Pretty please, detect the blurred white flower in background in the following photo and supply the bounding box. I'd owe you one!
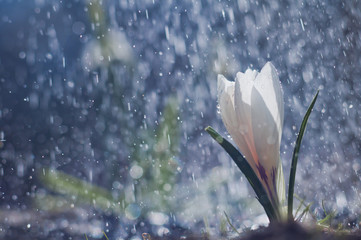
[82,29,133,71]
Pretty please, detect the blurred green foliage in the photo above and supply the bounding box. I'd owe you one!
[36,0,181,219]
[37,96,180,218]
[133,96,180,211]
[38,168,122,214]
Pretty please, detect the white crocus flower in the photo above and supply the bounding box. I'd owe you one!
[217,62,285,212]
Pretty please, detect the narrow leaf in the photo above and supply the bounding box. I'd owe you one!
[294,197,305,218]
[103,231,110,240]
[318,211,335,226]
[224,211,240,235]
[295,202,312,222]
[288,91,319,220]
[39,168,122,213]
[205,126,277,222]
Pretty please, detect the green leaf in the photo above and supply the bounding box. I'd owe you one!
[205,126,278,222]
[224,211,240,235]
[103,231,110,240]
[133,96,180,211]
[295,202,313,222]
[318,200,336,226]
[294,197,306,218]
[39,168,122,213]
[288,91,319,220]
[318,212,336,226]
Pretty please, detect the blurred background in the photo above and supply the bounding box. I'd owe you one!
[0,0,361,239]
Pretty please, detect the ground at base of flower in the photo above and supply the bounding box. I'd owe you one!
[230,221,361,240]
[145,221,361,240]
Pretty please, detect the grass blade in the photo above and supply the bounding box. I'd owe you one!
[103,231,110,240]
[295,202,312,222]
[224,211,240,235]
[318,200,336,226]
[294,197,305,218]
[206,126,277,222]
[288,91,319,220]
[318,212,335,226]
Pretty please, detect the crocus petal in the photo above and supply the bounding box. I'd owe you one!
[276,159,286,207]
[217,75,238,137]
[218,74,256,171]
[250,62,284,204]
[233,70,258,172]
[253,62,284,146]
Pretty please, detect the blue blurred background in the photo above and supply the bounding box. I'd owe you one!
[1,0,361,239]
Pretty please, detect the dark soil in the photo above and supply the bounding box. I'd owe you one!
[230,221,361,240]
[151,221,361,240]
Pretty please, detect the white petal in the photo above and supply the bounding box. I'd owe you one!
[236,69,258,106]
[276,159,286,207]
[217,75,238,138]
[233,71,258,171]
[250,62,284,203]
[254,62,284,145]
